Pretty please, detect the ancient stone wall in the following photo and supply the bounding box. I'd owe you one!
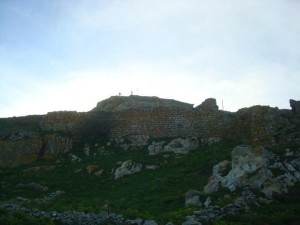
[229,105,295,146]
[1,96,299,167]
[109,105,234,144]
[40,111,88,133]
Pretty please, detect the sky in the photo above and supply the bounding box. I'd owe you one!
[0,0,299,117]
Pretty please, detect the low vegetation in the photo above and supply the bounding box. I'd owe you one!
[1,140,300,225]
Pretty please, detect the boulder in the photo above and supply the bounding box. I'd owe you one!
[148,141,165,155]
[148,138,198,155]
[114,160,142,179]
[204,145,300,199]
[164,137,199,154]
[204,196,211,208]
[143,220,158,225]
[185,190,202,207]
[221,146,274,191]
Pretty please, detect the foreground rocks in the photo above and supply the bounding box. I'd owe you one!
[114,160,142,179]
[148,137,199,155]
[2,202,159,225]
[204,145,300,199]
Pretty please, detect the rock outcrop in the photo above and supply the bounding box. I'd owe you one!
[93,95,194,112]
[42,135,73,158]
[204,146,300,199]
[148,137,199,155]
[114,160,142,179]
[0,139,43,167]
[185,190,202,207]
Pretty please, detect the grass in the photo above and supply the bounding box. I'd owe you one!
[1,139,300,225]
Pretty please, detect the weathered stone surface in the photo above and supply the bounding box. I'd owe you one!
[143,220,158,225]
[0,139,42,167]
[42,135,72,158]
[195,98,218,112]
[185,190,202,207]
[204,197,211,208]
[290,99,300,114]
[148,141,166,155]
[204,146,300,199]
[93,95,194,112]
[164,137,199,154]
[114,160,142,179]
[148,138,199,155]
[221,146,274,191]
[1,96,300,168]
[40,111,87,132]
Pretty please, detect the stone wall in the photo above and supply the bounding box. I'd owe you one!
[230,105,296,146]
[40,111,88,133]
[110,104,234,144]
[1,96,299,167]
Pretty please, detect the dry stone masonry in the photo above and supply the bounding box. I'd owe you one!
[0,96,299,167]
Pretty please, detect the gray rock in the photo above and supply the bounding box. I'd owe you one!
[165,222,175,225]
[203,144,300,201]
[114,160,142,179]
[16,183,49,192]
[143,220,158,225]
[182,215,202,225]
[204,196,211,208]
[185,190,202,207]
[148,141,166,155]
[164,137,199,155]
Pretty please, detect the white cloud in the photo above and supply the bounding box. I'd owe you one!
[1,0,300,117]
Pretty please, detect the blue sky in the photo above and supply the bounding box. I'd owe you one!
[0,0,299,117]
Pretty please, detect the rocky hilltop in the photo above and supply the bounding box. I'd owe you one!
[92,95,194,112]
[0,95,299,167]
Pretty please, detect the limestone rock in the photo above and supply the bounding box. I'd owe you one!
[221,146,274,191]
[148,138,198,155]
[290,99,300,114]
[204,175,222,194]
[0,139,42,167]
[69,153,82,163]
[204,196,212,208]
[93,95,194,112]
[204,145,300,199]
[42,135,72,158]
[164,137,199,154]
[185,190,202,207]
[143,220,158,225]
[148,141,165,155]
[114,160,142,179]
[195,98,218,112]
